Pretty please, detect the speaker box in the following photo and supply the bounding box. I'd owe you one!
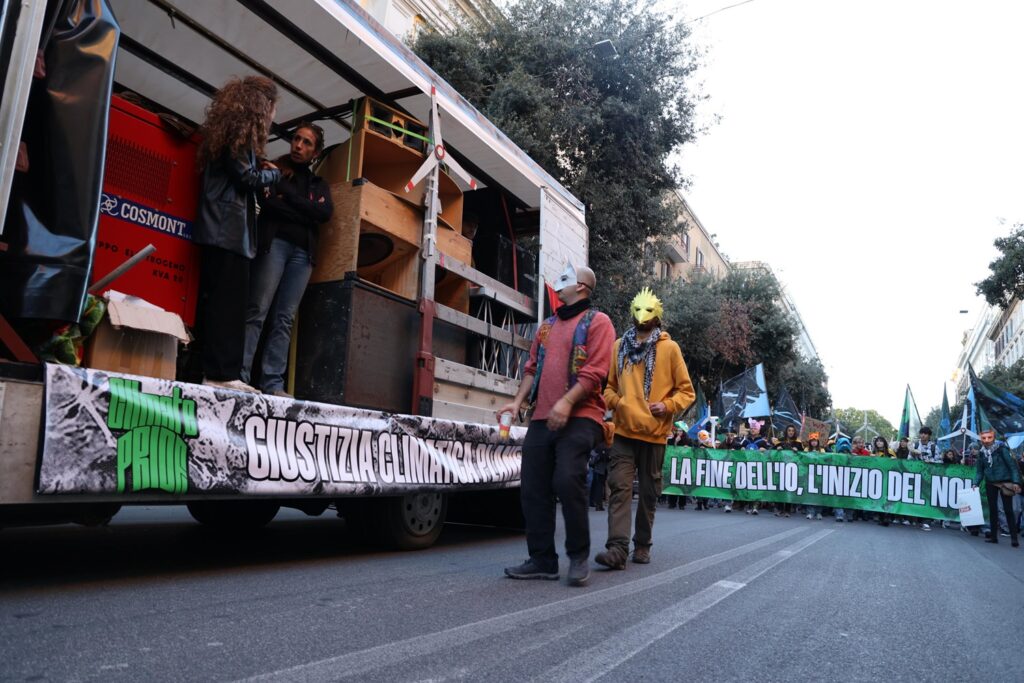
[310,98,471,311]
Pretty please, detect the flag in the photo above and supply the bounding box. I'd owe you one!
[772,386,802,436]
[968,365,1024,447]
[939,387,952,437]
[720,364,769,430]
[742,364,770,418]
[898,385,922,439]
[685,381,711,441]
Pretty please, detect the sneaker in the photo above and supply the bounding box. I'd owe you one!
[902,519,910,526]
[203,378,258,393]
[631,547,651,564]
[835,516,844,523]
[784,513,791,518]
[942,521,950,529]
[567,557,590,587]
[921,523,932,531]
[504,558,559,580]
[806,514,813,520]
[745,509,751,515]
[1000,531,1010,537]
[724,505,732,513]
[594,548,627,570]
[815,513,822,520]
[751,508,759,516]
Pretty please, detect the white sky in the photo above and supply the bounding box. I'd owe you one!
[663,0,1024,425]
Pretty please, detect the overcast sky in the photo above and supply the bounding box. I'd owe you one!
[663,0,1024,426]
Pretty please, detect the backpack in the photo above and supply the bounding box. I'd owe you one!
[528,308,599,406]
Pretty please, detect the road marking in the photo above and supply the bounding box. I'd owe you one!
[537,528,834,683]
[239,526,809,682]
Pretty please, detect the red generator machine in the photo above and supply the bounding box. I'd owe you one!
[92,95,201,325]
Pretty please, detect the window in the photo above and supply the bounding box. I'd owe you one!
[680,232,690,260]
[696,248,704,270]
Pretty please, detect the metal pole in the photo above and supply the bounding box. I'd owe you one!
[88,244,156,294]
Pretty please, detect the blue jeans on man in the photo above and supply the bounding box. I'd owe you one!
[242,238,313,393]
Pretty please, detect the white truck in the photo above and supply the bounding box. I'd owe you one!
[0,0,588,548]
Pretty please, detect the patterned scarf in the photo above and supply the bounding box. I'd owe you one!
[617,326,660,400]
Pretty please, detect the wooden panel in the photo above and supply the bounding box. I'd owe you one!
[435,358,521,395]
[436,255,535,317]
[435,303,532,352]
[359,181,422,246]
[310,181,360,283]
[431,399,502,426]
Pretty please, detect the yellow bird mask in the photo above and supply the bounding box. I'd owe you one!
[630,287,663,325]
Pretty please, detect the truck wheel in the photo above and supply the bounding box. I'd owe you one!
[375,493,448,551]
[186,501,280,528]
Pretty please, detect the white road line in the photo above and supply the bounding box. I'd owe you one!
[538,528,835,683]
[239,526,809,682]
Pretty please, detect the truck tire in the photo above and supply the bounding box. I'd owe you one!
[372,493,448,551]
[186,500,280,528]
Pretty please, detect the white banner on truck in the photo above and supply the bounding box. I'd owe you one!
[39,364,524,497]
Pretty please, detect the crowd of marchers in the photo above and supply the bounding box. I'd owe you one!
[587,423,1022,546]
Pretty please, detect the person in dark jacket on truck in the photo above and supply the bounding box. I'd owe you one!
[194,76,281,392]
[241,122,333,397]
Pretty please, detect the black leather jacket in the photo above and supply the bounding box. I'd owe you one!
[195,149,281,258]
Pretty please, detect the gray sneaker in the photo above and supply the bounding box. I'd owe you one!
[504,558,559,580]
[568,557,590,587]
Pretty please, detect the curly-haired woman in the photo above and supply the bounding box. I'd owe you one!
[194,76,282,392]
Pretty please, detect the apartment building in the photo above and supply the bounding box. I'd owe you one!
[655,191,730,282]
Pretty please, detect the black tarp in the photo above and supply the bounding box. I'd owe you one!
[0,0,119,322]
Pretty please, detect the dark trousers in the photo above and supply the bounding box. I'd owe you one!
[606,435,665,553]
[521,418,603,564]
[589,471,607,507]
[199,245,250,381]
[986,483,1020,542]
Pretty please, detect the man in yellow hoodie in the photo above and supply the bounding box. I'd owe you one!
[596,288,695,568]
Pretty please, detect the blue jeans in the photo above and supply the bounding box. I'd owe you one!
[242,238,313,392]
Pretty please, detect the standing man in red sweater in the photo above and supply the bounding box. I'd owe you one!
[499,264,615,587]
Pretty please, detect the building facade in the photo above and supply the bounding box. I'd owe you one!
[654,191,730,282]
[732,261,820,363]
[359,0,500,37]
[951,300,1024,399]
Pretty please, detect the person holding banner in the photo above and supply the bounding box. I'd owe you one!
[500,264,615,587]
[974,428,1021,547]
[596,288,694,570]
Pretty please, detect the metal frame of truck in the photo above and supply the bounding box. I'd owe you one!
[0,0,589,548]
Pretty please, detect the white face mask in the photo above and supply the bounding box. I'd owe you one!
[552,263,578,292]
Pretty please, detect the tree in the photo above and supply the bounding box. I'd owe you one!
[980,358,1024,398]
[771,356,831,419]
[835,408,897,442]
[976,223,1024,308]
[414,0,703,315]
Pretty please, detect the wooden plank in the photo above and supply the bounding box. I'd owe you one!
[434,303,532,351]
[435,358,521,395]
[434,382,515,412]
[436,255,534,317]
[431,398,501,426]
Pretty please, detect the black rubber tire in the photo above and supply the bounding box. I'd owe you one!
[186,501,280,528]
[367,493,448,551]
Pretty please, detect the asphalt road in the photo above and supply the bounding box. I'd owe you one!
[1,503,1022,682]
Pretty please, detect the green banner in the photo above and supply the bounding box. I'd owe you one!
[662,447,978,521]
